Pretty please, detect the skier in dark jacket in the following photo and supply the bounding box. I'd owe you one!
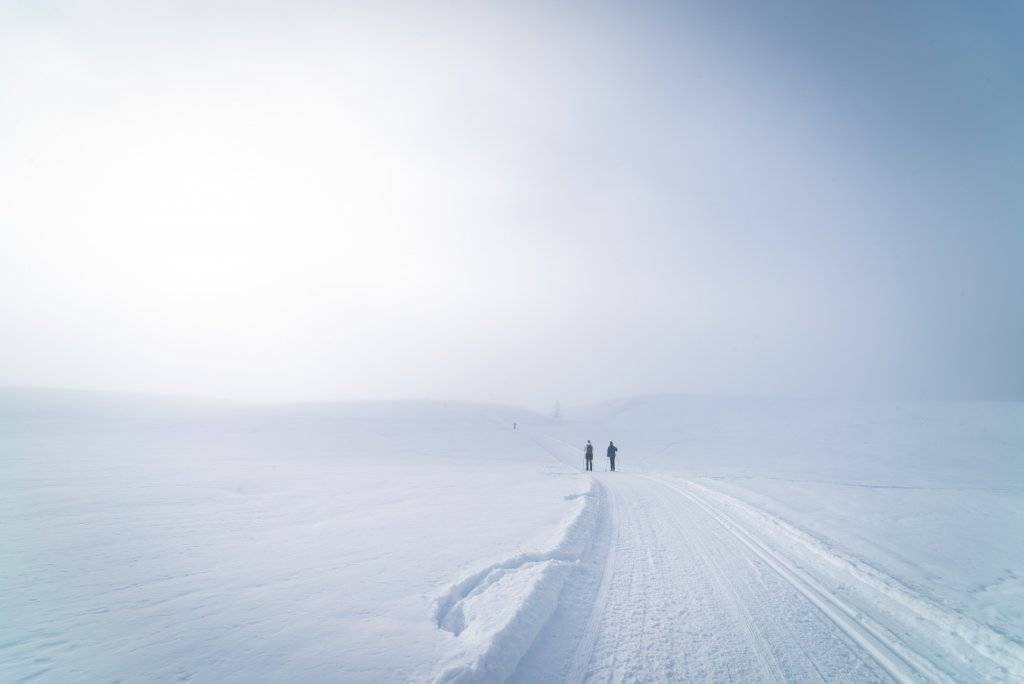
[584,441,594,471]
[607,441,618,471]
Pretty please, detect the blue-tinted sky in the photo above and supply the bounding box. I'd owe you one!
[1,1,1021,406]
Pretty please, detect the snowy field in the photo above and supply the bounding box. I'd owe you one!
[2,389,1023,681]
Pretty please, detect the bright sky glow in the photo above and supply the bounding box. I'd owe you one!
[2,2,1022,406]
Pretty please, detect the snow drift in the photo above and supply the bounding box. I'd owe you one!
[431,483,603,683]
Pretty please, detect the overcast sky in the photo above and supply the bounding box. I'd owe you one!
[2,1,1022,407]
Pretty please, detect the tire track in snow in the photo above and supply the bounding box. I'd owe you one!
[559,474,897,682]
[562,480,618,684]
[656,478,857,682]
[681,478,1024,681]
[649,482,787,682]
[654,476,952,683]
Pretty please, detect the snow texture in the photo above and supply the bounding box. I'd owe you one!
[2,389,1022,682]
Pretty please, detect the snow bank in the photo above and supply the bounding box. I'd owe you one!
[431,481,603,683]
[0,391,583,682]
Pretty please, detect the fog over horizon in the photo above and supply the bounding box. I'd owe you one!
[2,1,1022,409]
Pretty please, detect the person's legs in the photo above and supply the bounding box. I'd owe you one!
[610,457,615,471]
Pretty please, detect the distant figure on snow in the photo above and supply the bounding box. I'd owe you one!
[607,441,618,471]
[584,440,594,471]
[513,422,517,431]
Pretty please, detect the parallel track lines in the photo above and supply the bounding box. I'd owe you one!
[654,476,950,683]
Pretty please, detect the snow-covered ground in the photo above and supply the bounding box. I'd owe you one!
[2,390,1022,681]
[542,396,1024,681]
[1,390,589,682]
[574,396,1024,647]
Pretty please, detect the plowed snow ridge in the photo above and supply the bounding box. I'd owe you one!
[431,482,603,683]
[431,470,1023,682]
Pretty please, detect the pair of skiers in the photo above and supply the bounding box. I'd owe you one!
[584,440,617,471]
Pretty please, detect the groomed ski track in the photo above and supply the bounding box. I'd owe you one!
[433,464,1023,682]
[512,473,898,682]
[428,421,1024,683]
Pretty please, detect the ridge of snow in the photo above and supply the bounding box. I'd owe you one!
[430,480,603,683]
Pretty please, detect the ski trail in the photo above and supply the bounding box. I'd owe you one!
[548,473,896,682]
[655,476,949,683]
[652,483,787,682]
[673,477,1024,681]
[562,482,618,684]
[437,465,1012,682]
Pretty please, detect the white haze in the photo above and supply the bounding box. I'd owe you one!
[2,2,1022,407]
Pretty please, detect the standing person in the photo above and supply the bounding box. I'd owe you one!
[584,440,594,471]
[607,441,618,471]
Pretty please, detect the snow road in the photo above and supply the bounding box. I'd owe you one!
[6,393,1022,682]
[505,471,1022,683]
[511,473,890,681]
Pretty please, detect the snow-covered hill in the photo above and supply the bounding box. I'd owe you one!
[2,390,1022,681]
[1,390,589,682]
